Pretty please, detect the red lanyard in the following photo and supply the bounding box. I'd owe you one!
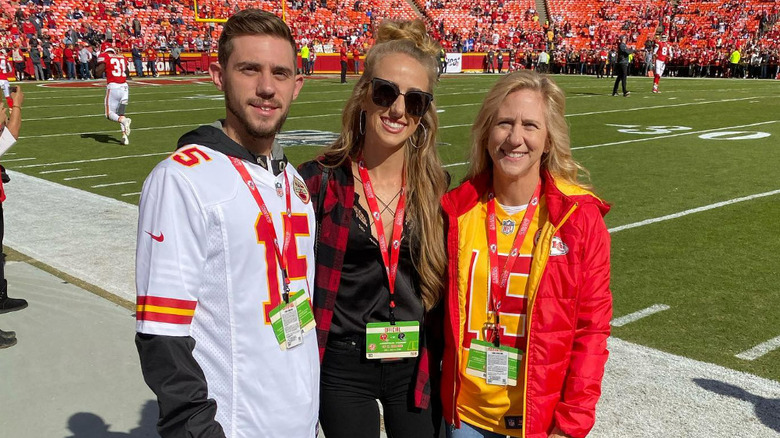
[357,156,406,323]
[485,179,542,343]
[229,156,294,302]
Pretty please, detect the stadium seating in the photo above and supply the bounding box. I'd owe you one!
[1,0,777,59]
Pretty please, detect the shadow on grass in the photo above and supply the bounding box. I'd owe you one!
[80,133,124,145]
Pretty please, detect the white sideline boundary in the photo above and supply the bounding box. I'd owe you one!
[5,171,780,436]
[5,171,137,302]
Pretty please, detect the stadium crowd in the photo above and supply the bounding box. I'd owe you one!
[0,0,778,80]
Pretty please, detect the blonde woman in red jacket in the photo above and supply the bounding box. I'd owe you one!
[440,70,612,438]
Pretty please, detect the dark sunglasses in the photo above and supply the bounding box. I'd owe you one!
[370,77,433,117]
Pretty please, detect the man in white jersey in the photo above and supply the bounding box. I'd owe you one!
[95,41,132,145]
[135,10,319,438]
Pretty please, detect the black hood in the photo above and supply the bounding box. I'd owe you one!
[176,120,288,175]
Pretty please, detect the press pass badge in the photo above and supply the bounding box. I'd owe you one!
[465,339,521,386]
[486,349,509,385]
[269,290,316,350]
[281,305,302,349]
[365,321,420,360]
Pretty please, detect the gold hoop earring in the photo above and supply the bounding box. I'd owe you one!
[359,110,366,136]
[410,123,427,149]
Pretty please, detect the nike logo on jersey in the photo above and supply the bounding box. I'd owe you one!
[146,231,164,242]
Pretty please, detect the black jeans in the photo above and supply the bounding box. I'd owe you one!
[613,63,628,94]
[340,60,347,83]
[320,335,437,438]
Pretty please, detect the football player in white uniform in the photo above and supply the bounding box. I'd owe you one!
[135,10,318,437]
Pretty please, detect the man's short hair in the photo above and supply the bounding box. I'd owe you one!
[217,9,296,67]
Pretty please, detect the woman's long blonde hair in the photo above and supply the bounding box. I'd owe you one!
[321,20,447,310]
[464,70,590,188]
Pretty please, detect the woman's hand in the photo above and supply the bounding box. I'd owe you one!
[10,86,24,109]
[0,99,7,127]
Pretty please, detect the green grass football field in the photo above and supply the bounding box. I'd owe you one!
[7,74,780,382]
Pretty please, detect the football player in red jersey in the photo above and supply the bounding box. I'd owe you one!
[653,35,673,93]
[0,49,13,108]
[95,41,132,145]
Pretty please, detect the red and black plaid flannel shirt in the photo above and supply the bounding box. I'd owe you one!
[297,157,441,410]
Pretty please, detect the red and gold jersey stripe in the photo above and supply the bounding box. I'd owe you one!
[136,296,197,325]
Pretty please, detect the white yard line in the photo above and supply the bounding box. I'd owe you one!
[16,152,170,169]
[608,189,780,233]
[121,192,142,197]
[39,168,80,174]
[91,181,136,188]
[23,106,223,122]
[0,157,36,162]
[736,335,780,361]
[63,174,107,181]
[22,87,488,110]
[443,161,468,168]
[20,113,343,138]
[19,124,201,139]
[440,95,770,129]
[22,90,497,123]
[611,304,671,327]
[573,120,778,151]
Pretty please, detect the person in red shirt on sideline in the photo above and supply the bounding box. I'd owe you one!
[95,41,132,145]
[352,45,361,74]
[145,45,158,77]
[597,46,608,78]
[340,44,348,83]
[51,44,64,79]
[653,35,673,93]
[63,43,76,80]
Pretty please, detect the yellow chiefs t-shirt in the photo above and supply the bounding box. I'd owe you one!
[456,195,546,435]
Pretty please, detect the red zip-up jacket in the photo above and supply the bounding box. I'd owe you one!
[440,170,612,438]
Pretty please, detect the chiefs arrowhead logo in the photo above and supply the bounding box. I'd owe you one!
[550,236,568,256]
[293,177,310,204]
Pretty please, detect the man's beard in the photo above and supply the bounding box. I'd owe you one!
[225,91,289,140]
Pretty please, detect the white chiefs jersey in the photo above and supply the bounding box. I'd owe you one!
[136,143,319,437]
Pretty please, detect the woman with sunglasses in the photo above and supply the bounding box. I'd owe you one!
[298,20,447,438]
[440,71,612,438]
